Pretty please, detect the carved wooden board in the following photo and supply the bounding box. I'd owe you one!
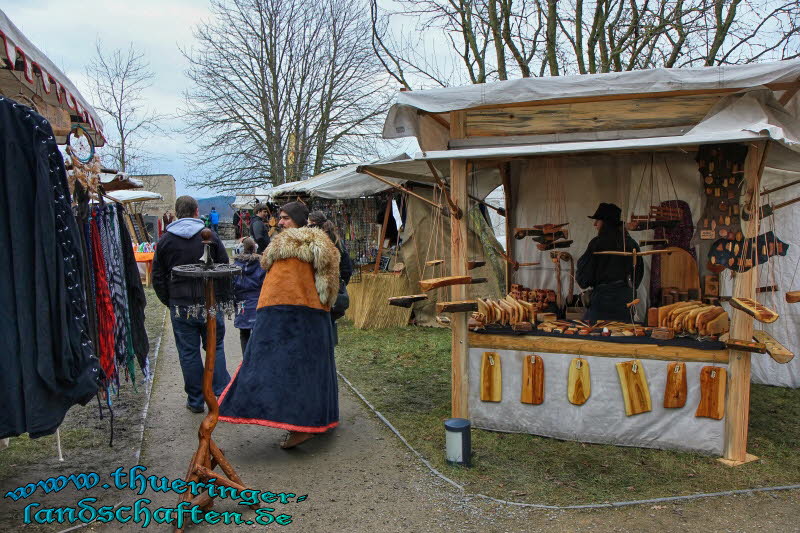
[753,330,794,364]
[695,366,726,420]
[480,352,502,402]
[616,360,652,416]
[567,357,590,405]
[660,247,700,293]
[419,276,472,292]
[465,93,724,137]
[520,354,544,405]
[663,362,687,408]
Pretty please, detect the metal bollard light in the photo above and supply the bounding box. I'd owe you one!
[444,418,471,466]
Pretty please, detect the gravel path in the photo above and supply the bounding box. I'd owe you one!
[92,318,800,532]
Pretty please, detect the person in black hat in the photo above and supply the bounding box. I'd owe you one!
[576,202,643,322]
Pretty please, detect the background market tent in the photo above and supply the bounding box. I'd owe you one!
[262,154,506,328]
[0,9,105,146]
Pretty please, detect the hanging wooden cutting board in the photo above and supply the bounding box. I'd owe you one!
[521,354,544,405]
[480,352,502,402]
[660,246,701,293]
[695,366,726,420]
[567,357,590,405]
[616,360,652,416]
[663,362,687,408]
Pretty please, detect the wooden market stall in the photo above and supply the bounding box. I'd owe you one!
[367,59,800,463]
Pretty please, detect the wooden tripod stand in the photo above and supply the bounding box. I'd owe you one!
[172,232,257,532]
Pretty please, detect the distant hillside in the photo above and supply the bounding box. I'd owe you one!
[197,196,235,220]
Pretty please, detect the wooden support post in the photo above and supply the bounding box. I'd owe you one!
[721,141,767,466]
[450,111,469,419]
[500,163,513,294]
[373,198,393,274]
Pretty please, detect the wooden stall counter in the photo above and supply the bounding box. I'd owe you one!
[469,333,730,364]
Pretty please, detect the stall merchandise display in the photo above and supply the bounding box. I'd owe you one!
[0,96,101,439]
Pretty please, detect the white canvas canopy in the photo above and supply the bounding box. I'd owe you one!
[106,190,162,203]
[265,154,409,200]
[0,9,104,143]
[384,59,800,139]
[413,90,800,174]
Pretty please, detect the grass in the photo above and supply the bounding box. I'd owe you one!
[0,287,167,479]
[335,321,800,505]
[0,430,105,480]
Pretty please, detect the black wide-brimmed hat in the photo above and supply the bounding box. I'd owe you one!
[588,203,622,223]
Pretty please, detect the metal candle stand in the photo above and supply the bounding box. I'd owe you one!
[170,229,254,531]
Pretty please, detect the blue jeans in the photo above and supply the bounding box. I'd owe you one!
[171,311,231,409]
[211,224,219,233]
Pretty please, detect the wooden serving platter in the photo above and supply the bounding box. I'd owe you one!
[753,331,794,363]
[436,300,478,313]
[729,297,779,324]
[696,366,726,420]
[663,362,687,408]
[567,357,590,405]
[481,352,502,402]
[419,276,472,292]
[616,360,652,416]
[520,354,544,405]
[725,338,767,354]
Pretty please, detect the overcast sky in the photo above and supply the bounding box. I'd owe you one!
[3,0,220,197]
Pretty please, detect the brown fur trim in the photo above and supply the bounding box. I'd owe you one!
[234,253,261,263]
[261,228,340,307]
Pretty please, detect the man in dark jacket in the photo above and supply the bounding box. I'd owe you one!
[576,202,643,322]
[251,205,271,253]
[152,195,231,413]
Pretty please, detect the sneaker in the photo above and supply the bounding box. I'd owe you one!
[186,402,204,414]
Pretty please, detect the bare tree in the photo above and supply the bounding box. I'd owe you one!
[85,41,160,174]
[181,0,392,192]
[371,0,800,88]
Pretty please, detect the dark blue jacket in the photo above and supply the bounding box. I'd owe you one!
[233,254,266,329]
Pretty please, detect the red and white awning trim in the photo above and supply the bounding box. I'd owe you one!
[0,10,104,137]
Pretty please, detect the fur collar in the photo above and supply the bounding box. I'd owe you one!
[261,227,340,307]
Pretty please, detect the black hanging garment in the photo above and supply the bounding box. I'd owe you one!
[0,97,102,439]
[116,205,149,374]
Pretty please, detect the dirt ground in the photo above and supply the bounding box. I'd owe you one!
[2,316,798,532]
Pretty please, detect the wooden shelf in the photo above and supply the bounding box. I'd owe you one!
[468,333,730,364]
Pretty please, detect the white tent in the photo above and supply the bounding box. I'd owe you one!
[106,190,162,203]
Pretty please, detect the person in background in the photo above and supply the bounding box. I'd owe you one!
[576,202,643,322]
[276,201,308,230]
[209,206,220,234]
[308,210,352,344]
[251,205,271,253]
[152,196,231,413]
[233,237,266,354]
[233,210,242,240]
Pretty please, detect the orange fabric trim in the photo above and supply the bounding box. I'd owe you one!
[256,258,329,311]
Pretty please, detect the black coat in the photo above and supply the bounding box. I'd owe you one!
[116,206,149,370]
[251,215,270,253]
[152,219,230,307]
[576,228,643,290]
[0,97,101,439]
